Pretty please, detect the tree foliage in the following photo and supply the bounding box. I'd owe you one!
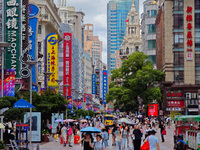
[106,52,164,112]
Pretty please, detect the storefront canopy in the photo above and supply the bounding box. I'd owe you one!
[175,115,200,121]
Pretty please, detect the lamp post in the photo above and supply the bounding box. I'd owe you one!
[26,61,38,145]
[0,42,11,141]
[55,79,62,93]
[70,88,75,111]
[43,72,53,89]
[64,84,70,118]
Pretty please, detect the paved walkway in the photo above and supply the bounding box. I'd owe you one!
[39,124,175,150]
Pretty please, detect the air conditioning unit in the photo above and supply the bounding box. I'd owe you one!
[186,93,191,100]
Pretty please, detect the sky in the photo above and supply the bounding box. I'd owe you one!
[65,0,145,64]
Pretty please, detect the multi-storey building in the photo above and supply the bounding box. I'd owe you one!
[107,0,139,75]
[84,24,103,62]
[36,0,62,88]
[156,0,200,115]
[119,1,142,62]
[141,0,158,66]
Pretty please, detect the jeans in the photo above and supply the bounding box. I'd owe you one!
[116,141,121,150]
[122,138,127,150]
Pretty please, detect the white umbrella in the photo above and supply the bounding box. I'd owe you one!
[64,119,75,122]
[0,123,5,129]
[118,118,129,123]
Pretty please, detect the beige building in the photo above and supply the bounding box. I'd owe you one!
[84,24,103,61]
[119,2,142,62]
[156,0,200,115]
[35,0,62,88]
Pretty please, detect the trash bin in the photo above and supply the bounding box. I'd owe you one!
[74,135,80,144]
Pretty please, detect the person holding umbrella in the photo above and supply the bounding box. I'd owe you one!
[78,132,94,150]
[55,122,62,142]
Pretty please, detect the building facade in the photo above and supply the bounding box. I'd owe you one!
[119,2,142,62]
[141,0,158,66]
[107,0,139,75]
[84,24,103,62]
[156,0,200,115]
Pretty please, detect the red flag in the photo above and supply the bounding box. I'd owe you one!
[125,19,129,22]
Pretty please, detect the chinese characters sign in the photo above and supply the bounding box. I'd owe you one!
[186,6,193,61]
[5,0,21,78]
[148,104,158,116]
[92,74,96,94]
[45,33,58,87]
[63,33,72,96]
[95,69,100,98]
[102,70,108,104]
[167,100,184,107]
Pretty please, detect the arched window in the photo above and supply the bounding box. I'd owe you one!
[126,47,129,54]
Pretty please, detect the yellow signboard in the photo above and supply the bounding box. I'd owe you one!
[47,34,58,87]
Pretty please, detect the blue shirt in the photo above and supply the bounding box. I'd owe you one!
[147,135,159,150]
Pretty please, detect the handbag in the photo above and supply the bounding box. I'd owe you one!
[140,137,150,150]
[162,129,166,135]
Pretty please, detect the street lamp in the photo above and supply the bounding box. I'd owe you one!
[43,72,53,89]
[64,84,70,118]
[0,42,11,141]
[25,61,37,145]
[55,79,63,92]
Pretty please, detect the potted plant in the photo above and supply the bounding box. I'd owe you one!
[0,140,6,150]
[42,129,50,142]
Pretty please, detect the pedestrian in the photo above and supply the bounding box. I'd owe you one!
[159,121,165,142]
[101,128,109,147]
[112,123,118,146]
[143,130,159,150]
[55,122,62,141]
[144,125,151,139]
[93,135,106,150]
[78,132,94,150]
[67,125,73,147]
[132,125,142,150]
[174,134,188,150]
[121,126,129,150]
[61,123,67,147]
[115,127,122,150]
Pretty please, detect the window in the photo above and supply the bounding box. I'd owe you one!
[111,65,115,67]
[174,51,184,67]
[195,53,200,67]
[87,36,89,41]
[111,51,115,53]
[195,13,200,28]
[148,40,156,49]
[195,31,200,48]
[147,11,150,17]
[135,46,139,52]
[59,58,63,62]
[148,55,156,64]
[196,70,200,84]
[174,33,184,48]
[38,62,41,73]
[174,70,184,81]
[59,67,63,71]
[88,50,90,53]
[132,16,134,22]
[174,0,184,11]
[38,42,41,52]
[38,25,42,34]
[151,10,157,17]
[195,0,200,10]
[148,24,156,33]
[174,14,183,29]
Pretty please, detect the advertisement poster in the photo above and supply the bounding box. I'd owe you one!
[45,33,58,88]
[102,70,108,104]
[95,69,100,98]
[63,33,72,96]
[24,112,41,142]
[73,99,82,109]
[86,104,92,110]
[67,96,72,109]
[148,104,158,116]
[0,69,15,97]
[51,113,63,134]
[92,74,96,94]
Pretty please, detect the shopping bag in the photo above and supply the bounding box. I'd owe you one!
[162,129,166,135]
[54,134,58,140]
[140,140,150,150]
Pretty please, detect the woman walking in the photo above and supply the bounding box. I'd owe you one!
[78,132,94,150]
[102,128,109,148]
[67,125,73,147]
[121,126,129,150]
[115,127,122,150]
[55,122,62,142]
[61,123,67,147]
[93,135,106,150]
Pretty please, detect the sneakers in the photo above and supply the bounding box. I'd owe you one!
[63,143,66,147]
[69,145,73,147]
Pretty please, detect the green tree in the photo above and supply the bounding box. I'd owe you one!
[106,52,164,112]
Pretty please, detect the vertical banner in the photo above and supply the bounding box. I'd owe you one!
[45,33,58,87]
[0,69,15,97]
[63,33,72,96]
[5,0,21,78]
[148,104,158,116]
[67,96,72,109]
[102,70,108,104]
[95,69,100,98]
[92,74,96,94]
[0,0,3,41]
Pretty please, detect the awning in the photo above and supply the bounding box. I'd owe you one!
[188,108,198,112]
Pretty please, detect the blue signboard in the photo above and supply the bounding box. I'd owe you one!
[92,74,96,94]
[29,4,39,18]
[102,70,108,104]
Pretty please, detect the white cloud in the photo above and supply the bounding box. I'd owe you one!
[102,51,107,64]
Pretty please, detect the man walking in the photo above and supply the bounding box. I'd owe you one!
[144,130,160,150]
[159,121,165,142]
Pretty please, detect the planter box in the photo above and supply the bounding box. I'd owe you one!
[42,135,49,142]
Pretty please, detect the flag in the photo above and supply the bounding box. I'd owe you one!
[125,19,129,22]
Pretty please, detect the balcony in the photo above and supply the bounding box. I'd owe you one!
[120,51,129,60]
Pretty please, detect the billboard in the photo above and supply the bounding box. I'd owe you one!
[5,0,21,78]
[102,70,108,104]
[95,69,100,98]
[45,33,58,87]
[92,74,96,94]
[63,33,72,96]
[148,104,158,116]
[0,69,15,97]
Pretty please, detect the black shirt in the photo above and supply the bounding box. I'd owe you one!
[159,124,165,133]
[132,129,142,140]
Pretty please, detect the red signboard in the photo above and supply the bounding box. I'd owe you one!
[167,100,184,107]
[63,33,72,96]
[148,104,158,116]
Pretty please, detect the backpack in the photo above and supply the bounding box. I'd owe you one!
[67,128,73,136]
